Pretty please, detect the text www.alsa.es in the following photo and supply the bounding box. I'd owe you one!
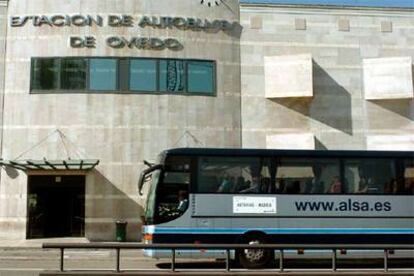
[295,199,391,212]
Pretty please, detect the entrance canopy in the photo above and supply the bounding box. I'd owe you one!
[0,159,99,171]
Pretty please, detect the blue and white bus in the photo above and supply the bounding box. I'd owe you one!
[139,148,414,268]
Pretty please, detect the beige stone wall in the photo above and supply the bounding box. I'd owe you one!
[0,1,9,236]
[240,5,414,151]
[2,1,414,242]
[0,0,241,240]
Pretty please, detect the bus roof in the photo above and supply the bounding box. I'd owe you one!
[161,148,414,159]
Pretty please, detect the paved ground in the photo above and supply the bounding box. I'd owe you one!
[0,238,156,276]
[0,239,413,276]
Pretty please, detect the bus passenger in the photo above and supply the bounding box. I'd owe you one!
[385,179,400,194]
[217,173,233,193]
[357,165,373,193]
[328,176,342,193]
[276,178,286,193]
[304,165,324,193]
[260,177,271,193]
[403,180,414,195]
[286,180,300,194]
[384,180,393,194]
[234,176,248,192]
[177,190,189,213]
[240,175,260,193]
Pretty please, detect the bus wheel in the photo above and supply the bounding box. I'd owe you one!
[238,236,273,269]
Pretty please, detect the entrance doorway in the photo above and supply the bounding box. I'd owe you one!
[27,175,85,239]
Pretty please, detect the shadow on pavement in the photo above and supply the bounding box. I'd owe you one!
[156,258,414,270]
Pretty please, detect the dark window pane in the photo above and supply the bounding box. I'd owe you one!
[89,59,117,91]
[276,158,340,194]
[344,159,395,194]
[155,156,191,224]
[32,58,59,90]
[188,61,214,93]
[402,159,414,195]
[197,157,270,194]
[129,59,157,91]
[61,58,87,90]
[159,60,185,92]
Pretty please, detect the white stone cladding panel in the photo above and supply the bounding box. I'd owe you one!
[241,6,414,151]
[367,135,414,151]
[363,57,413,100]
[264,54,313,98]
[266,133,315,150]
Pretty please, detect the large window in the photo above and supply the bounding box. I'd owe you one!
[159,60,186,93]
[343,159,396,194]
[129,59,157,92]
[61,58,87,90]
[31,58,60,90]
[187,61,214,93]
[276,158,340,194]
[31,57,216,95]
[89,59,117,91]
[195,156,413,195]
[197,156,272,194]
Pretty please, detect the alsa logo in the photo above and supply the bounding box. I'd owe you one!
[295,199,391,212]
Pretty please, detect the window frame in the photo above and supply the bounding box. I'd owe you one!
[30,57,217,96]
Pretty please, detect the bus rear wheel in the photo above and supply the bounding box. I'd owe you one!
[238,236,274,269]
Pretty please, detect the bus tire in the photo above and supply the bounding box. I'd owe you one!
[237,234,274,269]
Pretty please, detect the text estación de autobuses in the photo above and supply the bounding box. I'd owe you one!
[10,14,238,33]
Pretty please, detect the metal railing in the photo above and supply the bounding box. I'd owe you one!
[42,242,414,273]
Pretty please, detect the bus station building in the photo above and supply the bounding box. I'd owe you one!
[0,0,413,241]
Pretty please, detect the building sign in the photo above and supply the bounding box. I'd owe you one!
[10,14,238,50]
[137,16,234,32]
[233,196,277,214]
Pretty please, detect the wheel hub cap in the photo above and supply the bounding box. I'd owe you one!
[244,240,265,262]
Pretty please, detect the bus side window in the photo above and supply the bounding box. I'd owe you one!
[201,176,219,193]
[344,165,359,193]
[276,157,340,194]
[235,176,248,192]
[217,174,234,193]
[404,180,414,195]
[403,161,414,195]
[344,159,395,194]
[197,156,272,194]
[286,180,301,194]
[259,177,271,193]
[275,178,286,194]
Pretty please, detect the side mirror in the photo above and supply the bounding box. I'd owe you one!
[138,164,163,196]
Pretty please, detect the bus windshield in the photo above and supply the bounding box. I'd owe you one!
[144,156,191,225]
[144,169,160,225]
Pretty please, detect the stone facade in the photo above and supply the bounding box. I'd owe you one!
[240,4,414,151]
[0,1,413,241]
[0,0,241,240]
[0,0,9,238]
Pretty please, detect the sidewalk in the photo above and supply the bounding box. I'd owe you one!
[0,237,91,249]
